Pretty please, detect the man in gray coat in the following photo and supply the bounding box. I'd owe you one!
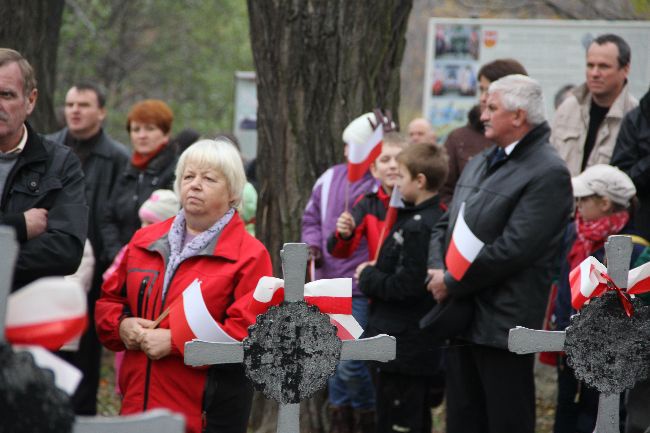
[48,82,129,415]
[427,75,572,433]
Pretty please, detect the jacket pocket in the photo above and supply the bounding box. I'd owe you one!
[10,176,62,208]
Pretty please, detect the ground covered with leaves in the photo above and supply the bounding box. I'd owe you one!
[98,351,557,433]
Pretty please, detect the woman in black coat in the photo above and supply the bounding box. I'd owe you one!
[100,99,178,263]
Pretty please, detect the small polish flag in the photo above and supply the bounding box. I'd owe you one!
[249,276,363,340]
[569,257,608,309]
[5,277,87,350]
[384,187,404,233]
[445,202,485,281]
[169,279,237,355]
[347,125,383,182]
[375,187,404,259]
[628,261,650,295]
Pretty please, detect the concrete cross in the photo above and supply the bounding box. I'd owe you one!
[74,409,185,433]
[0,226,19,342]
[185,243,396,433]
[508,235,633,433]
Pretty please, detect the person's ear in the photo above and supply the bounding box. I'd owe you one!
[25,89,38,116]
[370,161,379,179]
[512,109,526,127]
[416,173,427,189]
[599,196,614,213]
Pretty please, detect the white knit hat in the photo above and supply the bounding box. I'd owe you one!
[138,189,180,224]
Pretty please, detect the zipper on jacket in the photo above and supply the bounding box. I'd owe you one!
[142,358,152,411]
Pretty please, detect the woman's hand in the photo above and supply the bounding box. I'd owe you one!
[354,260,375,282]
[119,317,154,350]
[336,211,356,239]
[138,328,172,360]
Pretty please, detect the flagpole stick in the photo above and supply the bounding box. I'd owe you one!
[344,180,350,212]
[149,306,171,329]
[374,225,387,262]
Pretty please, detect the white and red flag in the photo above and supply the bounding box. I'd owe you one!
[347,125,383,182]
[169,279,238,355]
[445,202,485,281]
[627,260,650,295]
[569,256,608,309]
[249,276,363,340]
[5,277,87,350]
[375,187,404,260]
[569,257,650,310]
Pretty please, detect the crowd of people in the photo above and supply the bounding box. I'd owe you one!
[1,28,649,433]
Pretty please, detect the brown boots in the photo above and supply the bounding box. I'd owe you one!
[329,405,376,433]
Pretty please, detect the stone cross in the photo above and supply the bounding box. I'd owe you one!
[508,235,634,433]
[74,409,185,433]
[0,226,19,342]
[185,243,396,433]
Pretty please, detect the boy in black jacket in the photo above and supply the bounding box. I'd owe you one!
[357,143,448,433]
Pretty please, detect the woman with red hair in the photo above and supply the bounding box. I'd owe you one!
[100,100,179,264]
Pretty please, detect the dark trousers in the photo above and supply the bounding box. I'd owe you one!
[445,343,535,433]
[375,370,432,433]
[554,355,599,433]
[203,365,254,433]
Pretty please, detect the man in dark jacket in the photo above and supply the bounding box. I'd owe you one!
[610,86,650,433]
[0,49,87,292]
[47,82,129,415]
[427,74,573,433]
[612,86,650,240]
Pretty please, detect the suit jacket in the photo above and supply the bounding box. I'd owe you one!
[428,122,572,349]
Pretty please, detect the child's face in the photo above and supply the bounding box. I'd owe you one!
[576,195,612,221]
[398,163,418,203]
[370,143,402,190]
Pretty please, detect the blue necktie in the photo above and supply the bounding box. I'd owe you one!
[489,147,507,169]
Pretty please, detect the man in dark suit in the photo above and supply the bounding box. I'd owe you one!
[427,74,573,433]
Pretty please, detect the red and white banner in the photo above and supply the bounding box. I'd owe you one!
[347,125,383,182]
[169,279,237,355]
[249,276,363,340]
[375,187,404,259]
[628,260,650,295]
[445,202,484,281]
[569,256,650,310]
[569,256,608,309]
[5,277,87,350]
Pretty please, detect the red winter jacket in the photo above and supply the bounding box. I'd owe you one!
[95,213,272,433]
[327,186,390,260]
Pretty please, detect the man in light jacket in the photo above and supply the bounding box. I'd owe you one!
[551,33,637,176]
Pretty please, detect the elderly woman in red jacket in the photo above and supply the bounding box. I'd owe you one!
[96,138,272,433]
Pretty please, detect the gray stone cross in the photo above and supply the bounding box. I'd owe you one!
[0,226,19,342]
[508,235,636,433]
[185,243,396,433]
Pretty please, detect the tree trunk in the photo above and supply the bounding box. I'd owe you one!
[249,0,412,273]
[0,0,65,133]
[247,1,412,432]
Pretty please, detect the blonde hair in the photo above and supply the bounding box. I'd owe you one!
[174,139,246,208]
